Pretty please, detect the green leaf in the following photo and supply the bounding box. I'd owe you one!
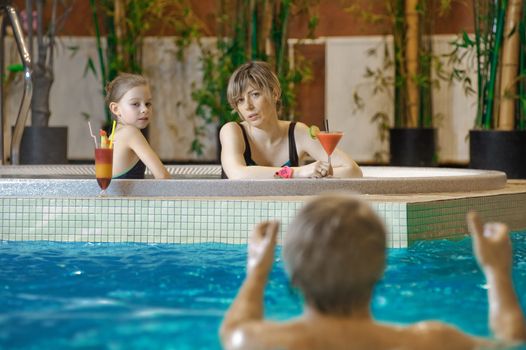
[7,64,24,72]
[83,57,98,78]
[67,45,80,58]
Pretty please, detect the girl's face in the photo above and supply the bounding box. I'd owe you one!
[110,85,153,129]
[235,86,277,126]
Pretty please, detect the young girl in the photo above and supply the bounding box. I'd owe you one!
[220,61,362,179]
[106,73,170,179]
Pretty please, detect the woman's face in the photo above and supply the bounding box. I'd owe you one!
[235,86,277,126]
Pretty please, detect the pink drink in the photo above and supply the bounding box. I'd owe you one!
[317,132,343,156]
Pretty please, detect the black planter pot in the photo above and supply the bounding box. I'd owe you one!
[19,126,68,164]
[389,128,437,166]
[469,130,526,179]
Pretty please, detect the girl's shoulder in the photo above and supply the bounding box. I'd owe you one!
[117,124,141,133]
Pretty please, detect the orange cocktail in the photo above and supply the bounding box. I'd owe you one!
[317,131,343,156]
[317,131,343,177]
[95,148,113,192]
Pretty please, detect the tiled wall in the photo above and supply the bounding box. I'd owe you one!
[407,192,526,244]
[1,192,525,248]
[0,197,407,248]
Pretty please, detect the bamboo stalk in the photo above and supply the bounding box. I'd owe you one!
[405,0,419,128]
[473,0,484,128]
[419,0,433,128]
[258,0,272,58]
[498,0,522,130]
[114,0,127,70]
[392,0,406,127]
[519,0,526,130]
[245,0,255,59]
[484,0,506,129]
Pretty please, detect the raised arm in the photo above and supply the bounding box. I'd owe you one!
[220,221,279,349]
[467,211,526,342]
[127,127,170,179]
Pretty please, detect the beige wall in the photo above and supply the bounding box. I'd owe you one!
[5,35,475,163]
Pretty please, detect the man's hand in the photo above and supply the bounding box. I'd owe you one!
[247,221,279,275]
[466,211,512,273]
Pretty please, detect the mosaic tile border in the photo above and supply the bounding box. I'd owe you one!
[0,197,407,248]
[1,192,524,248]
[407,192,526,244]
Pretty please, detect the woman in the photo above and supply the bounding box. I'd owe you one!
[220,61,362,179]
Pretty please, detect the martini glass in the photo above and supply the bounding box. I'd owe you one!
[317,131,343,177]
[95,148,113,195]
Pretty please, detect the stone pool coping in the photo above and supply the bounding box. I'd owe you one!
[0,166,507,196]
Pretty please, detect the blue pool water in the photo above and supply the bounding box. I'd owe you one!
[1,235,525,349]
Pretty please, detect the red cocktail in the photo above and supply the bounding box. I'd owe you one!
[95,148,113,194]
[317,131,343,177]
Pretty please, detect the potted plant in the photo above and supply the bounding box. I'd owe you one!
[350,0,455,166]
[455,1,526,178]
[19,0,72,164]
[190,0,318,158]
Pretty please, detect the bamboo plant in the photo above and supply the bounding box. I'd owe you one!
[88,0,200,127]
[190,0,318,155]
[349,0,454,162]
[454,0,526,130]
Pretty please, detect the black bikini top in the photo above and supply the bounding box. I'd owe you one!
[113,159,146,179]
[221,122,299,179]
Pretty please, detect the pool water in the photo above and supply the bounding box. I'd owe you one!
[1,235,525,350]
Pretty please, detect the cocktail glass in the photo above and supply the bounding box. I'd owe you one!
[95,148,113,195]
[317,131,343,177]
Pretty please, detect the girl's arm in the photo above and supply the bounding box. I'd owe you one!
[220,122,330,179]
[126,127,170,179]
[295,122,362,178]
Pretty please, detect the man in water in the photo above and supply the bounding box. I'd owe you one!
[220,194,526,349]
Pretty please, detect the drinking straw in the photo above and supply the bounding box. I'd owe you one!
[88,121,98,148]
[109,120,116,148]
[324,118,330,132]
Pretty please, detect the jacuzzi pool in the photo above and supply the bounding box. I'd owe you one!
[0,165,507,196]
[0,164,522,248]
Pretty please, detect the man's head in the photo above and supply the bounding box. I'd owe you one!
[283,194,387,316]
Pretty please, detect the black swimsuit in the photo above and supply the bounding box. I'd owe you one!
[113,159,146,179]
[221,122,299,179]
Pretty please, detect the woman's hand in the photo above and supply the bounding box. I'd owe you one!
[466,211,513,273]
[247,221,279,276]
[296,160,331,178]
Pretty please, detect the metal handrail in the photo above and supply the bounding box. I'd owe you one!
[0,3,33,165]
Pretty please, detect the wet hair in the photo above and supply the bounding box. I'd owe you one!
[227,61,282,113]
[283,194,386,316]
[105,73,149,117]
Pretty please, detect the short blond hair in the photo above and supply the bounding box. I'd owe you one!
[283,194,386,316]
[227,61,282,113]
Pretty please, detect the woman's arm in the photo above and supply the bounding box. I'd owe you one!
[220,122,329,179]
[294,122,362,178]
[126,127,170,179]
